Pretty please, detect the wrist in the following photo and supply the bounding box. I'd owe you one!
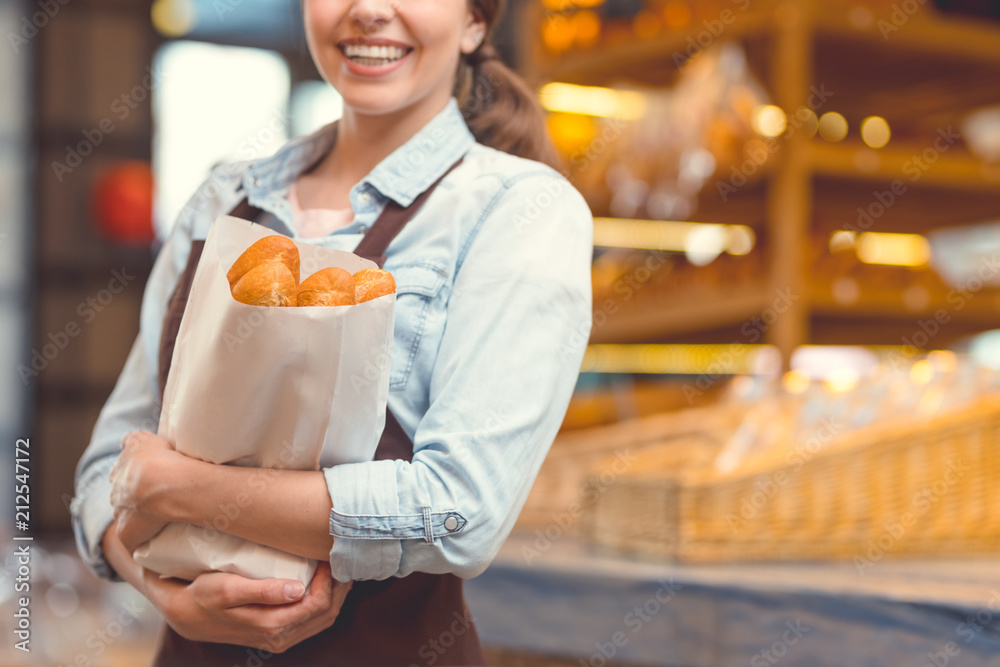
[147,451,203,524]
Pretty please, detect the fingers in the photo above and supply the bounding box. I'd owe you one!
[195,572,307,609]
[269,569,354,651]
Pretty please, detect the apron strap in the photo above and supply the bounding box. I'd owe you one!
[353,157,464,268]
[228,198,265,223]
[229,156,464,269]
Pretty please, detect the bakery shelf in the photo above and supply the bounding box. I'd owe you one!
[592,276,1000,346]
[591,284,772,344]
[526,0,1000,364]
[808,142,1000,192]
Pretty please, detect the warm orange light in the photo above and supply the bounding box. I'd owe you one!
[632,9,662,39]
[574,10,602,47]
[782,370,810,394]
[818,112,849,142]
[542,15,576,53]
[547,113,597,153]
[662,0,692,28]
[910,360,934,386]
[861,116,891,149]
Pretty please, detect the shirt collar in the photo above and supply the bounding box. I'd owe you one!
[244,98,473,207]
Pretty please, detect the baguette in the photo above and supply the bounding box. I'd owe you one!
[294,267,356,307]
[353,268,396,303]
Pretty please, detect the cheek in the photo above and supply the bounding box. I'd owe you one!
[303,2,341,42]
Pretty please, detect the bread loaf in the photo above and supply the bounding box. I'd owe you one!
[227,236,300,287]
[353,268,396,303]
[294,267,356,307]
[231,261,297,307]
[225,236,396,308]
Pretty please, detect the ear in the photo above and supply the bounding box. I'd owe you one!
[459,10,487,55]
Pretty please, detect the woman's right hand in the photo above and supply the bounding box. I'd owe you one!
[142,563,351,652]
[102,523,352,653]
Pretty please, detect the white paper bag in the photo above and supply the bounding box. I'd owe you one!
[134,215,395,585]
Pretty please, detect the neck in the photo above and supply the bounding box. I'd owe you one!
[316,96,452,186]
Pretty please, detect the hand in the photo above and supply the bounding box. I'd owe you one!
[144,563,353,653]
[109,431,185,552]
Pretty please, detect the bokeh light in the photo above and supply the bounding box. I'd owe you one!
[753,105,788,137]
[818,112,849,142]
[861,116,891,148]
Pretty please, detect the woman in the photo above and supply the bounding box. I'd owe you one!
[72,0,592,663]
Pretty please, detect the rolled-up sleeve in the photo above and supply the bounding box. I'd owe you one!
[324,172,593,581]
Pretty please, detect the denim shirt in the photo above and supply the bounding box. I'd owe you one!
[72,98,594,582]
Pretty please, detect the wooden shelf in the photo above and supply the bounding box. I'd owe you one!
[592,277,1000,346]
[527,7,774,86]
[530,0,1000,364]
[814,2,1000,69]
[808,142,1000,192]
[531,0,1000,100]
[591,285,772,343]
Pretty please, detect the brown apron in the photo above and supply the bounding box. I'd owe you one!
[151,160,486,666]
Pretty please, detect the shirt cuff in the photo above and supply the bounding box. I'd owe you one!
[323,460,404,582]
[70,456,122,582]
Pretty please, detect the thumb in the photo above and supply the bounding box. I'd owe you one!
[199,573,307,608]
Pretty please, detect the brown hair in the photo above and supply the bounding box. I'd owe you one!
[456,0,560,169]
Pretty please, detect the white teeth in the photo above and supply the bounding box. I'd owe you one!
[343,44,406,62]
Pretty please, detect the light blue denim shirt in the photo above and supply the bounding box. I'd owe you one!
[72,98,594,582]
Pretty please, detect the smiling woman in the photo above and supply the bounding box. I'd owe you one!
[72,0,593,664]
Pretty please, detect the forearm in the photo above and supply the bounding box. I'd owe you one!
[102,522,149,595]
[155,457,334,561]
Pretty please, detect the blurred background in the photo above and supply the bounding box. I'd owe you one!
[3,0,1000,664]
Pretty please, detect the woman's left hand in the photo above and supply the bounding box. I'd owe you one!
[110,430,186,553]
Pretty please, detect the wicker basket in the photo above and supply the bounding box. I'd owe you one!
[585,396,1000,562]
[515,403,740,533]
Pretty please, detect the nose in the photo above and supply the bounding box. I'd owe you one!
[349,0,396,29]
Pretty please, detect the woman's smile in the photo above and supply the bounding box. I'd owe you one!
[304,0,483,124]
[338,37,413,75]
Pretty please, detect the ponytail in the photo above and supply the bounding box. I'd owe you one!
[456,1,560,170]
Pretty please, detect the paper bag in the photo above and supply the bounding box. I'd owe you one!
[134,215,395,585]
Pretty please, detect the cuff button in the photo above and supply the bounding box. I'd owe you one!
[444,516,459,531]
